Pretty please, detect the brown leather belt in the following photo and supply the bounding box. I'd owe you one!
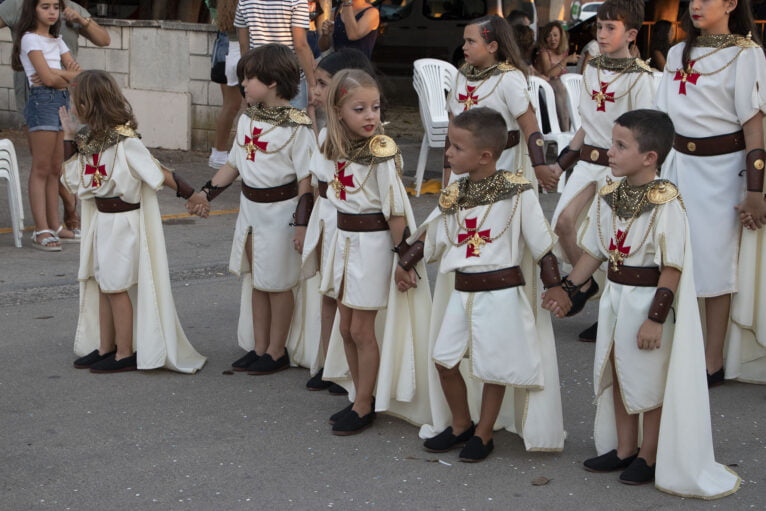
[607,265,660,287]
[673,131,745,156]
[506,130,520,149]
[95,197,140,213]
[455,266,525,292]
[337,212,389,232]
[241,180,298,203]
[580,144,610,166]
[318,180,328,199]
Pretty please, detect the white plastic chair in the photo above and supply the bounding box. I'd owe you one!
[528,76,574,192]
[412,58,457,196]
[0,139,24,248]
[560,74,583,131]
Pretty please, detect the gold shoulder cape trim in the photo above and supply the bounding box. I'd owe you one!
[694,33,760,49]
[459,61,517,81]
[439,170,532,214]
[75,124,139,155]
[245,105,312,127]
[589,55,653,73]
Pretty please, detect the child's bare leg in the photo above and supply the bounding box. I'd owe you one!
[704,294,731,373]
[107,291,134,360]
[98,290,116,353]
[265,290,294,358]
[475,383,506,443]
[349,309,379,416]
[435,363,472,434]
[638,407,662,466]
[611,352,639,458]
[320,295,337,360]
[554,183,595,266]
[337,301,359,390]
[251,289,271,355]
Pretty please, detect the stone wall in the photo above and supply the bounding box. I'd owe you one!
[0,19,225,151]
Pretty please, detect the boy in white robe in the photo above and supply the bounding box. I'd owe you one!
[544,109,740,497]
[397,107,567,462]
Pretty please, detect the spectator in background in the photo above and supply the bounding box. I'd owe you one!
[649,20,672,71]
[536,21,577,131]
[578,20,600,73]
[506,9,531,27]
[513,24,545,79]
[0,0,110,234]
[318,0,379,59]
[235,0,316,108]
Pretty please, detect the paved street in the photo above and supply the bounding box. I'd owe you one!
[0,122,764,510]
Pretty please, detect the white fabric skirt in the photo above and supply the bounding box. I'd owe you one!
[92,209,140,292]
[330,228,393,309]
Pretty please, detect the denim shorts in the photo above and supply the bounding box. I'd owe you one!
[24,87,69,132]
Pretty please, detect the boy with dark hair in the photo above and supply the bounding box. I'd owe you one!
[550,0,656,342]
[543,109,741,498]
[396,107,567,461]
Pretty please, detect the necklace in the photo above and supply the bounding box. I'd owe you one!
[582,57,643,110]
[443,190,521,256]
[79,138,112,189]
[454,64,508,110]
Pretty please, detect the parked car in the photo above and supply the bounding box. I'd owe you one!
[578,1,602,22]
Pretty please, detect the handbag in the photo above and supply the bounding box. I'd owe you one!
[210,31,229,84]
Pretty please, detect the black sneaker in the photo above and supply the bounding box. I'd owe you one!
[74,349,116,369]
[329,403,353,425]
[583,449,638,473]
[328,383,348,395]
[306,368,333,391]
[707,367,725,388]
[247,351,290,375]
[458,436,494,462]
[578,322,598,343]
[619,457,655,485]
[90,353,138,373]
[331,409,375,436]
[424,423,476,453]
[232,350,259,372]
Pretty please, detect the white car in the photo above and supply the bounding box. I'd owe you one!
[579,1,603,22]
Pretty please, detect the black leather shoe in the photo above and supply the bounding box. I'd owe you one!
[567,277,599,316]
[424,423,476,453]
[619,457,655,485]
[329,403,353,425]
[332,409,375,436]
[707,367,725,388]
[458,436,494,462]
[90,353,137,373]
[328,383,348,395]
[232,350,259,372]
[583,449,638,473]
[578,322,598,343]
[74,349,116,369]
[247,351,290,375]
[306,368,333,390]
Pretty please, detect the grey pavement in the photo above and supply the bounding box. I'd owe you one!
[0,127,764,510]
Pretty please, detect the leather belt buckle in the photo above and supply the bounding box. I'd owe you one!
[687,141,696,152]
[590,149,600,162]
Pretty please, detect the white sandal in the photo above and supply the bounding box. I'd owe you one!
[55,225,81,243]
[31,229,62,252]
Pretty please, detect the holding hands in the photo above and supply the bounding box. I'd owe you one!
[536,164,562,192]
[541,286,572,318]
[394,265,418,293]
[736,194,766,230]
[186,192,210,218]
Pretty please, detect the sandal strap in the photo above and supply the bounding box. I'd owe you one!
[33,229,58,238]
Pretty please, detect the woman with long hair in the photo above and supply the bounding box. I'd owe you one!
[535,21,578,131]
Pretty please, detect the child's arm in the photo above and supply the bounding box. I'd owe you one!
[551,127,585,177]
[636,267,680,350]
[394,231,425,292]
[26,50,71,89]
[160,165,196,202]
[542,252,602,317]
[517,107,561,191]
[186,163,240,218]
[292,177,313,254]
[736,112,766,230]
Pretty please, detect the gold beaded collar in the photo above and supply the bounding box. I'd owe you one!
[245,104,312,127]
[344,135,400,166]
[600,178,679,219]
[694,33,760,49]
[439,170,532,214]
[588,55,652,73]
[75,124,138,155]
[459,61,516,81]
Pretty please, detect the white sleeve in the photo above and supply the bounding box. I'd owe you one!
[57,36,70,56]
[61,156,80,195]
[124,138,164,190]
[289,125,316,181]
[578,195,608,262]
[376,156,407,219]
[734,46,766,124]
[519,189,556,260]
[628,72,656,110]
[227,114,247,172]
[652,199,687,271]
[655,43,683,112]
[21,33,42,55]
[501,70,532,118]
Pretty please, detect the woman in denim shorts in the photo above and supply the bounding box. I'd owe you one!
[11,0,81,250]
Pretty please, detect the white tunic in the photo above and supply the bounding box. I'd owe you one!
[324,154,407,309]
[656,42,766,296]
[551,61,655,253]
[227,113,315,291]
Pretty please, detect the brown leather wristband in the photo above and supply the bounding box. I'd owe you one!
[398,240,424,271]
[556,145,579,172]
[64,140,77,159]
[292,192,314,226]
[394,227,412,254]
[527,131,546,166]
[648,287,674,324]
[201,179,230,201]
[443,137,451,168]
[539,252,562,289]
[746,149,766,192]
[173,172,195,199]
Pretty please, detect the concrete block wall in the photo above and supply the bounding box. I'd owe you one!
[0,20,225,151]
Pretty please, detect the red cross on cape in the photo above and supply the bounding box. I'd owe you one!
[457,217,491,258]
[244,126,269,161]
[674,60,700,95]
[332,161,355,200]
[84,153,107,188]
[458,85,479,111]
[591,81,615,112]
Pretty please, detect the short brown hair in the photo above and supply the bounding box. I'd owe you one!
[597,0,645,32]
[614,109,674,166]
[451,107,507,159]
[237,44,299,100]
[71,70,137,133]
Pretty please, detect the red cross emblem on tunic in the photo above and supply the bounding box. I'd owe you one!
[244,126,269,161]
[84,153,107,188]
[458,85,479,110]
[331,161,355,200]
[608,229,631,269]
[674,60,700,95]
[457,217,491,257]
[591,82,615,112]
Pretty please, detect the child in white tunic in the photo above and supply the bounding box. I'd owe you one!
[444,15,560,191]
[398,108,567,462]
[550,0,655,342]
[187,44,315,375]
[655,0,766,385]
[544,110,740,497]
[60,70,206,374]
